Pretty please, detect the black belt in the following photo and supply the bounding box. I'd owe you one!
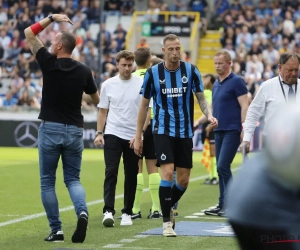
[42,120,83,128]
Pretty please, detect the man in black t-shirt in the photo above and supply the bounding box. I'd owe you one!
[24,14,99,244]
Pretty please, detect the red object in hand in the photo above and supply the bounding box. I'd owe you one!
[30,22,44,35]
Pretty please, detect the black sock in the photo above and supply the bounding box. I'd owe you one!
[159,181,172,223]
[171,183,186,207]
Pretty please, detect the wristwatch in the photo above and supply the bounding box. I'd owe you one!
[48,15,54,22]
[95,131,103,137]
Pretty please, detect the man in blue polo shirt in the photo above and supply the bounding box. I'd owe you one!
[204,49,248,217]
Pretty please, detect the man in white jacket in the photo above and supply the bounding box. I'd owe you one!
[241,52,300,152]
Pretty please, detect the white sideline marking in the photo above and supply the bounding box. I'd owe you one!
[103,246,160,250]
[103,244,123,248]
[119,239,137,243]
[0,168,240,228]
[134,235,150,238]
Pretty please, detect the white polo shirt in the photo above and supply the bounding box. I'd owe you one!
[243,75,300,142]
[98,74,143,140]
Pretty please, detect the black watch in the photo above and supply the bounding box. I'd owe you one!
[95,131,103,137]
[48,15,54,22]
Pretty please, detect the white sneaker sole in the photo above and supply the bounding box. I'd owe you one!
[163,230,177,237]
[103,218,114,227]
[120,221,133,226]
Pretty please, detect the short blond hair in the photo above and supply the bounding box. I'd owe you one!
[215,49,232,62]
[163,34,180,45]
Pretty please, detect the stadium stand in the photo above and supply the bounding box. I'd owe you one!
[0,0,299,117]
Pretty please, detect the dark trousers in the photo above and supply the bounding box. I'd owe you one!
[214,130,241,207]
[103,134,139,215]
[230,221,297,250]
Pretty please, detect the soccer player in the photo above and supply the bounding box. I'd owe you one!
[24,14,99,243]
[94,50,142,227]
[134,34,218,237]
[130,48,162,220]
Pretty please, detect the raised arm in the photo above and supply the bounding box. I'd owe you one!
[24,14,73,56]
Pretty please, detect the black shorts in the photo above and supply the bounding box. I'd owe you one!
[140,123,156,160]
[153,134,193,169]
[201,122,215,144]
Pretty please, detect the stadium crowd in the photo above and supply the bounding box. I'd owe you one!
[0,0,300,111]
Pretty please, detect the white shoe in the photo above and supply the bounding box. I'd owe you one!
[163,222,177,237]
[170,208,175,229]
[120,213,133,226]
[102,211,114,227]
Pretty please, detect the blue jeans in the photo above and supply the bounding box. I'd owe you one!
[214,130,240,208]
[38,121,88,232]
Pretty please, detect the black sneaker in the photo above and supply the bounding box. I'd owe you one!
[204,205,222,216]
[218,208,226,217]
[203,178,211,184]
[147,210,160,219]
[44,231,64,242]
[131,211,142,220]
[72,213,88,243]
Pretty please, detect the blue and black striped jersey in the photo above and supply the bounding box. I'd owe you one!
[142,61,204,138]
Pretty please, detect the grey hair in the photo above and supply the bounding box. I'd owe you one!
[279,52,300,65]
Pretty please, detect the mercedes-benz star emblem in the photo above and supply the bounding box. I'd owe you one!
[14,121,39,147]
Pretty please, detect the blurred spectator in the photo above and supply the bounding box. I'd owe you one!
[189,0,208,32]
[3,90,18,108]
[88,0,101,23]
[236,25,253,50]
[0,27,11,50]
[16,14,32,40]
[120,0,135,15]
[136,37,149,49]
[262,44,280,70]
[254,0,271,20]
[171,0,188,11]
[144,0,160,22]
[214,0,230,19]
[170,14,189,23]
[64,0,76,20]
[224,39,236,60]
[247,40,262,61]
[252,25,268,46]
[2,57,16,78]
[104,0,121,19]
[282,11,295,34]
[279,37,293,54]
[5,40,21,64]
[113,24,127,40]
[268,28,282,49]
[10,71,24,95]
[50,0,63,14]
[0,6,8,25]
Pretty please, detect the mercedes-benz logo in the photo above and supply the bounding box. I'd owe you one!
[14,121,39,147]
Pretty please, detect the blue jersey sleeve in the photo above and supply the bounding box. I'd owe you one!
[191,65,204,93]
[234,76,248,97]
[142,68,154,99]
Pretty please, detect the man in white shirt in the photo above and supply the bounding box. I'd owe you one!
[241,52,300,152]
[94,50,142,227]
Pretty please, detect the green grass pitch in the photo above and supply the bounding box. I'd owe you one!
[0,147,242,250]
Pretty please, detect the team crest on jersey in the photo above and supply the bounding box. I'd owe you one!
[159,79,165,84]
[161,153,166,161]
[182,75,188,84]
